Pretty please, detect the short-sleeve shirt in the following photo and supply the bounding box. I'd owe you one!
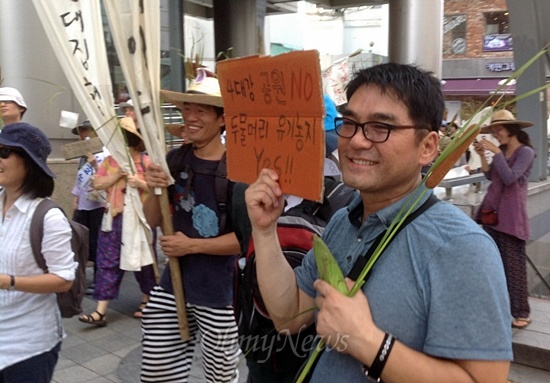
[295,187,513,382]
[159,147,236,307]
[71,152,107,211]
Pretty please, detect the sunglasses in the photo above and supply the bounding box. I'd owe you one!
[0,147,22,159]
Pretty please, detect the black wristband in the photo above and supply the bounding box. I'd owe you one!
[362,333,395,382]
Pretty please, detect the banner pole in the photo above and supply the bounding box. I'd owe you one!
[159,190,190,340]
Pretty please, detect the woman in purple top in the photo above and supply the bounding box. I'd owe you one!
[474,109,535,329]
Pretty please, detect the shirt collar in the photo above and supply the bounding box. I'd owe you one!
[347,184,433,228]
[0,190,35,215]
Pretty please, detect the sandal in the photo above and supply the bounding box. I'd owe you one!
[79,311,107,327]
[512,317,531,329]
[133,301,147,319]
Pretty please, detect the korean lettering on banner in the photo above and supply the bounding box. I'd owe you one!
[109,3,153,122]
[217,50,325,202]
[59,5,106,117]
[322,57,349,106]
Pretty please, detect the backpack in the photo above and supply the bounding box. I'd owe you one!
[235,214,321,374]
[30,198,89,318]
[167,143,229,229]
[232,179,357,374]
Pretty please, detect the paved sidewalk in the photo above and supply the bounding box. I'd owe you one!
[52,265,248,383]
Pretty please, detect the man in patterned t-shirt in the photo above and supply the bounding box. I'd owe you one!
[142,75,241,383]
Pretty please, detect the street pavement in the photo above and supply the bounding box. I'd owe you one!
[52,260,248,383]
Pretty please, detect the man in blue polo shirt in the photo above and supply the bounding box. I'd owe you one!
[245,63,512,383]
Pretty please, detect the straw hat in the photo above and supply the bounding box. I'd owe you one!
[160,75,223,108]
[166,123,185,138]
[119,116,143,140]
[480,109,533,133]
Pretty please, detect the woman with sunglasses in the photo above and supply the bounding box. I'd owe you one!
[0,123,76,382]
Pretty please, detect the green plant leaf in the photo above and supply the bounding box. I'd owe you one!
[313,235,348,295]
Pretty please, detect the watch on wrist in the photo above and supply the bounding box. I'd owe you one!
[7,275,15,291]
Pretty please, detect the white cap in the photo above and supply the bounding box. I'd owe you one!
[119,98,134,109]
[0,87,28,109]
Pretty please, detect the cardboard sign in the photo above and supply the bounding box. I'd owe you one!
[217,50,325,202]
[62,137,104,160]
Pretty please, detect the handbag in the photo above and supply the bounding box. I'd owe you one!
[480,208,498,226]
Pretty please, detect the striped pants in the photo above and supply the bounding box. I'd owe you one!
[141,286,241,383]
[485,227,530,319]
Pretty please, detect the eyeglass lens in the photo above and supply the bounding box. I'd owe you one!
[335,118,390,143]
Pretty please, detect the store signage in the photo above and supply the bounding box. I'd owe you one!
[486,62,515,72]
[483,34,513,52]
[443,15,466,34]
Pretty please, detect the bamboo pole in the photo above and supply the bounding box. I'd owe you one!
[159,189,190,340]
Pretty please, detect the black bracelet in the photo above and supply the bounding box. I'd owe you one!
[362,333,396,382]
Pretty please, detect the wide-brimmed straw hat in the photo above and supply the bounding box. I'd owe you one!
[480,109,533,133]
[0,122,55,178]
[119,116,143,141]
[166,123,185,138]
[161,75,223,108]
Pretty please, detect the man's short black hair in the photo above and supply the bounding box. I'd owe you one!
[346,63,444,133]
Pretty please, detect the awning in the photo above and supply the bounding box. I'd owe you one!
[442,78,516,96]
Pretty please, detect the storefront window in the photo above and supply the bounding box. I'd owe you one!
[443,14,467,55]
[483,11,512,52]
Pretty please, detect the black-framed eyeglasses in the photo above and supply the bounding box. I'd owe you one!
[0,147,22,159]
[334,117,430,143]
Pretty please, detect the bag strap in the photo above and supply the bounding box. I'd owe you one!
[30,198,61,273]
[214,152,228,229]
[347,194,439,282]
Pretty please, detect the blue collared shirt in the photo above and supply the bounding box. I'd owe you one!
[295,187,513,382]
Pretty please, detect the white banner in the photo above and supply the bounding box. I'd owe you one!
[103,0,174,270]
[33,0,154,270]
[103,0,172,180]
[322,56,350,106]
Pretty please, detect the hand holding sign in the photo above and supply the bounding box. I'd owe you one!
[216,50,325,202]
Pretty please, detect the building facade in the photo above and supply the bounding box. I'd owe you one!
[442,0,549,122]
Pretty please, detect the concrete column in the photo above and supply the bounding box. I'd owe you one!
[388,0,443,78]
[0,1,80,137]
[507,0,549,182]
[213,0,267,59]
[168,0,185,92]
